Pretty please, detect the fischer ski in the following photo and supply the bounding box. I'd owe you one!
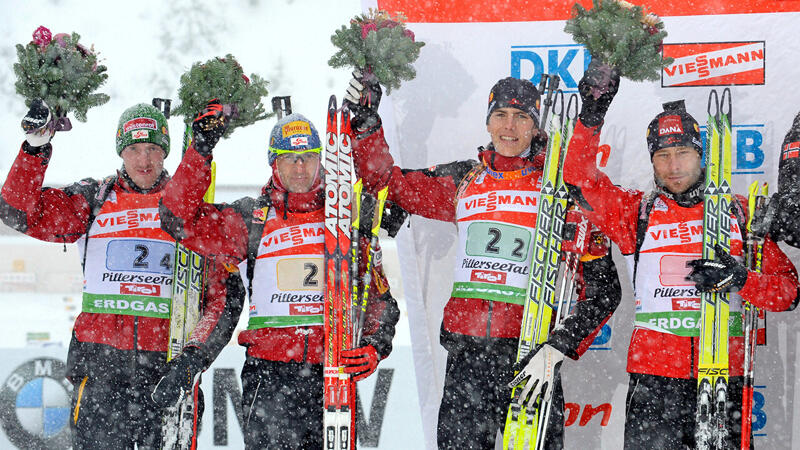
[323,96,356,450]
[160,97,217,449]
[741,181,768,450]
[503,79,580,450]
[696,88,733,450]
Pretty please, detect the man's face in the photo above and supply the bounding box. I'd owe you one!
[486,107,538,157]
[120,143,166,190]
[275,152,321,193]
[652,146,702,194]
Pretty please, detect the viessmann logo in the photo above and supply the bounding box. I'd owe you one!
[661,41,765,87]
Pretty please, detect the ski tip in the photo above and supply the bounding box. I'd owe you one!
[328,95,337,110]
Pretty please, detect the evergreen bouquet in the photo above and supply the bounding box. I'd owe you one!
[14,26,109,122]
[329,9,425,93]
[565,0,671,81]
[172,54,270,138]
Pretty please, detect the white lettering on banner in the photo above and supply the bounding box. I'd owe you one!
[457,190,538,218]
[90,208,161,235]
[663,42,765,86]
[648,316,698,331]
[260,223,324,254]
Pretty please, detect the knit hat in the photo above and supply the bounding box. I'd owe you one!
[115,103,170,156]
[486,77,541,127]
[267,113,321,165]
[646,100,702,159]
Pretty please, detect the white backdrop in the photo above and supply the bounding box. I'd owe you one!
[362,1,800,448]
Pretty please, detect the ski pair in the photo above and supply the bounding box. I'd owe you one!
[502,78,580,450]
[323,95,358,450]
[161,112,217,450]
[740,181,768,450]
[695,88,733,450]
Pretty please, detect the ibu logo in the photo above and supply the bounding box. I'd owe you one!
[0,358,72,448]
[700,124,766,174]
[510,44,591,91]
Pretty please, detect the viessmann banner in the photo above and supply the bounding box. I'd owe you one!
[364,0,800,448]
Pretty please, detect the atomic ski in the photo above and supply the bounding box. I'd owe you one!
[323,96,356,450]
[741,181,768,450]
[695,88,733,450]
[503,80,579,450]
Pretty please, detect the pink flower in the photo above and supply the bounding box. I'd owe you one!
[403,28,415,42]
[31,26,52,48]
[361,23,378,39]
[53,33,69,48]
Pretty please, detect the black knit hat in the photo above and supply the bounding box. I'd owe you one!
[646,100,703,159]
[486,77,541,127]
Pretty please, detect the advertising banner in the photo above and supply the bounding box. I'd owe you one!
[363,0,800,448]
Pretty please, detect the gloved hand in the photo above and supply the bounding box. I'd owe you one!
[192,98,229,157]
[343,69,382,134]
[578,59,621,128]
[341,344,379,382]
[686,244,748,293]
[507,344,564,407]
[21,99,55,151]
[767,189,800,247]
[151,346,205,408]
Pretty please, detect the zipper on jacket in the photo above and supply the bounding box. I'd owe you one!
[302,330,309,362]
[132,316,139,376]
[690,336,695,377]
[485,300,494,338]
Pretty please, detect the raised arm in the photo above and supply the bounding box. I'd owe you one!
[1,102,93,243]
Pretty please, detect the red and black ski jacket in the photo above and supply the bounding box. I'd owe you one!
[159,145,399,364]
[352,126,621,359]
[0,142,242,383]
[563,120,800,378]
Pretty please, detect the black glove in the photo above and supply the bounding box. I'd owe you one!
[151,346,205,408]
[767,189,800,247]
[343,69,382,134]
[578,59,621,128]
[21,99,55,154]
[686,244,748,293]
[192,98,229,157]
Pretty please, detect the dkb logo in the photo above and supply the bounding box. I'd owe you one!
[510,44,591,91]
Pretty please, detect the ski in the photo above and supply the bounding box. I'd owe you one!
[696,88,733,450]
[503,81,578,450]
[323,96,356,450]
[162,110,217,449]
[741,181,768,450]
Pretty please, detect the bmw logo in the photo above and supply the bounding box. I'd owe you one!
[0,358,72,448]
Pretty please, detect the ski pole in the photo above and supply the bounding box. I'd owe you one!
[355,186,389,346]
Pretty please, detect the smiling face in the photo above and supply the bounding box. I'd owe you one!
[652,145,702,194]
[486,107,538,157]
[275,152,321,193]
[120,142,166,189]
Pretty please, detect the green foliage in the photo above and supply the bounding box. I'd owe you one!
[565,0,672,81]
[14,32,109,122]
[329,10,425,93]
[172,54,270,138]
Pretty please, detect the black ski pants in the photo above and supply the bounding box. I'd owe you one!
[624,373,750,450]
[71,373,203,449]
[437,338,564,450]
[241,356,323,449]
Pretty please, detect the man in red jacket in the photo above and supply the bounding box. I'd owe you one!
[345,74,622,449]
[0,100,242,449]
[563,61,800,448]
[159,102,399,448]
